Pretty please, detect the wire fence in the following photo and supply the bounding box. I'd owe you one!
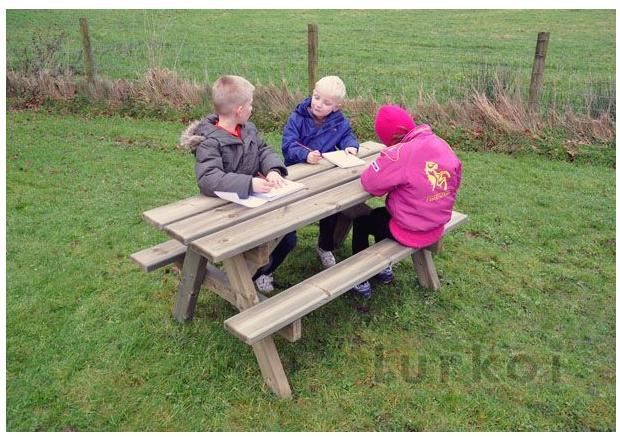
[6,23,616,118]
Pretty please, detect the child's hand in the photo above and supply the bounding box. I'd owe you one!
[306,150,322,164]
[345,147,358,155]
[266,170,285,188]
[252,177,274,193]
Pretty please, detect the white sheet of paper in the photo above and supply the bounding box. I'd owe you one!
[322,150,366,168]
[214,191,268,208]
[253,179,305,200]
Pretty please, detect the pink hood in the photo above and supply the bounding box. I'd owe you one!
[361,125,462,248]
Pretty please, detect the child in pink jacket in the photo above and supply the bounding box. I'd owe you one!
[351,105,462,298]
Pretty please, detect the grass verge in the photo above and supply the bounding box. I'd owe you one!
[6,111,615,431]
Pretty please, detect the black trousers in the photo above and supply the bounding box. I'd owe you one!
[352,207,395,254]
[253,231,297,279]
[317,214,339,251]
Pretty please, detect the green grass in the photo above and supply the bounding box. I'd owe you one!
[6,111,615,431]
[6,10,616,106]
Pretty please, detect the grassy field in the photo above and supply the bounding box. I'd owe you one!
[5,10,616,105]
[5,111,615,431]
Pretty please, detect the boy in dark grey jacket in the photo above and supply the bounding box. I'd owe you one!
[180,75,296,293]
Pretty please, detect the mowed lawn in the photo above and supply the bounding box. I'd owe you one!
[5,111,615,431]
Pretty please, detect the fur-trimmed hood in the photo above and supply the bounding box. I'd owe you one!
[180,119,205,153]
[182,114,288,198]
[180,116,226,153]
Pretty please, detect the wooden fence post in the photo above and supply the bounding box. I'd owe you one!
[307,24,319,96]
[79,17,96,86]
[528,32,550,112]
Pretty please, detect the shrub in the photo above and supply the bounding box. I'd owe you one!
[6,68,615,165]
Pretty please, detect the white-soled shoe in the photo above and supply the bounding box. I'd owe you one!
[316,246,336,268]
[351,280,372,298]
[254,273,274,293]
[375,265,394,284]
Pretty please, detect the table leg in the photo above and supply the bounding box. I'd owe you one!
[173,246,207,322]
[428,239,443,254]
[412,249,441,291]
[333,204,372,248]
[222,255,260,311]
[253,336,293,399]
[243,240,302,342]
[332,213,353,249]
[223,253,292,398]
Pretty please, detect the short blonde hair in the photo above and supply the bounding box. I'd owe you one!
[212,75,255,116]
[314,76,346,103]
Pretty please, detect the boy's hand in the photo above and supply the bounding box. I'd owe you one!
[266,170,285,188]
[306,150,322,164]
[252,177,274,193]
[345,147,358,155]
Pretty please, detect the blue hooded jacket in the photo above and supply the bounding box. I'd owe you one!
[281,97,360,166]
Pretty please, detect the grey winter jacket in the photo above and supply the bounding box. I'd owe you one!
[180,115,288,198]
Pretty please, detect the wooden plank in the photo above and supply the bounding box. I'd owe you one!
[203,264,238,306]
[172,247,208,322]
[412,249,441,290]
[428,240,443,254]
[193,179,372,263]
[332,204,373,248]
[143,141,384,229]
[225,211,468,345]
[204,264,302,343]
[252,336,292,399]
[143,195,223,229]
[444,211,468,232]
[224,241,408,345]
[315,241,414,298]
[244,243,271,268]
[130,239,186,272]
[221,252,293,398]
[227,285,328,345]
[222,254,260,311]
[278,319,302,343]
[165,154,378,245]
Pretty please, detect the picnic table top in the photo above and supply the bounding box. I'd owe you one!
[142,141,385,253]
[142,141,384,231]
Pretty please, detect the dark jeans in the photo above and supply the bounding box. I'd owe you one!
[253,231,297,279]
[318,214,339,251]
[352,207,395,254]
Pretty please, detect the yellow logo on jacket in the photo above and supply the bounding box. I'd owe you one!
[425,161,451,191]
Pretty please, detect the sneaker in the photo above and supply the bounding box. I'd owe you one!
[351,280,372,299]
[375,265,394,284]
[254,273,274,293]
[316,246,336,268]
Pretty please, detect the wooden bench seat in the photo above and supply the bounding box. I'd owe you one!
[129,239,186,272]
[224,211,468,346]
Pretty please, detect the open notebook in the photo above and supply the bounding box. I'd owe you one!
[214,179,305,208]
[322,150,366,168]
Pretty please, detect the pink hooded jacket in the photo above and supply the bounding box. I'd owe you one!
[361,123,462,248]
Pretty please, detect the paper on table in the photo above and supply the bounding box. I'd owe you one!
[322,150,366,168]
[253,179,305,200]
[213,191,267,208]
[214,180,305,208]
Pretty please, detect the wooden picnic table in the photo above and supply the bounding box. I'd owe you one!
[133,140,468,398]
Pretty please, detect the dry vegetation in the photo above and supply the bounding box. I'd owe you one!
[7,68,616,160]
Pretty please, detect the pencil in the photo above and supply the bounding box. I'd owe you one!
[295,141,321,156]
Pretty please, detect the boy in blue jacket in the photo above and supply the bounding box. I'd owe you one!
[282,76,360,268]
